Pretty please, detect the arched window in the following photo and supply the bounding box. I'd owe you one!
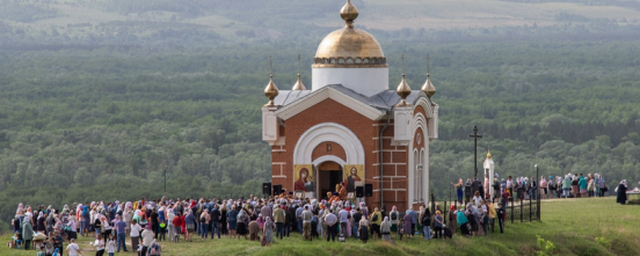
[420,148,425,202]
[414,149,419,203]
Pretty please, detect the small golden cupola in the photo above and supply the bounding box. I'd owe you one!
[487,147,492,159]
[340,0,358,27]
[292,54,306,90]
[396,54,412,106]
[421,54,436,99]
[264,56,279,106]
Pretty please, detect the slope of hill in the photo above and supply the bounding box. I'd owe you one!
[1,0,640,46]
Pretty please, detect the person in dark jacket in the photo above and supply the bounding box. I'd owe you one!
[210,205,221,239]
[616,180,628,205]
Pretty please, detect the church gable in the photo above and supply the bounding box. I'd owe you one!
[275,86,385,121]
[286,97,374,132]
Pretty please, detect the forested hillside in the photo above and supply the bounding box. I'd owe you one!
[1,0,640,234]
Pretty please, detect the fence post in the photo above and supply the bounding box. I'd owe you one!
[529,193,532,222]
[520,199,524,222]
[444,200,448,225]
[511,198,514,224]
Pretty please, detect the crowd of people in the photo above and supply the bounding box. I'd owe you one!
[452,172,613,206]
[9,174,637,256]
[10,189,506,256]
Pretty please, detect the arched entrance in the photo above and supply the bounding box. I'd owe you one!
[317,161,342,200]
[294,122,365,200]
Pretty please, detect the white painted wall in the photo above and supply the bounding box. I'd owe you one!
[312,67,389,97]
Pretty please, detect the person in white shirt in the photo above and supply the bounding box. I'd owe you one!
[66,238,82,256]
[91,233,105,256]
[107,234,116,256]
[130,219,142,254]
[324,210,338,242]
[141,226,155,256]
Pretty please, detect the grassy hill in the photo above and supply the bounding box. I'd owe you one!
[2,0,640,46]
[2,198,638,255]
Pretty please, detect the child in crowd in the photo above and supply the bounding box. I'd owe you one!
[107,234,116,256]
[37,245,45,256]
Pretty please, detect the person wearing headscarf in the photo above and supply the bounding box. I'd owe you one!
[562,175,572,198]
[248,219,260,241]
[37,211,46,234]
[403,208,413,238]
[263,216,274,246]
[358,215,369,243]
[184,209,197,242]
[456,207,470,236]
[235,208,249,239]
[380,216,391,242]
[22,216,35,250]
[616,179,628,205]
[389,205,399,235]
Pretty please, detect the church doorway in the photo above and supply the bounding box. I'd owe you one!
[317,161,342,201]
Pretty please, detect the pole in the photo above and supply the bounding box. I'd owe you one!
[469,126,483,179]
[164,168,167,195]
[536,164,540,221]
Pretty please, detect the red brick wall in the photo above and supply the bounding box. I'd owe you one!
[271,98,376,194]
[270,98,414,211]
[311,142,346,162]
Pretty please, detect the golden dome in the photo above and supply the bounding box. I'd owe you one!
[292,54,306,90]
[312,0,386,68]
[292,73,306,90]
[395,74,412,106]
[487,148,492,159]
[264,74,279,106]
[421,73,436,98]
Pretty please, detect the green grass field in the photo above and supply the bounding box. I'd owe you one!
[2,197,638,256]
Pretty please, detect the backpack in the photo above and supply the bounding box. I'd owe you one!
[371,213,378,222]
[200,216,206,223]
[149,243,159,255]
[45,242,55,254]
[390,212,397,220]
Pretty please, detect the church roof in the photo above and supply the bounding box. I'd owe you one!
[273,84,433,121]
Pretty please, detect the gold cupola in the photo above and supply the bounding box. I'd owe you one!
[292,54,306,90]
[487,148,492,159]
[421,54,436,98]
[312,0,386,68]
[264,56,279,107]
[396,54,411,106]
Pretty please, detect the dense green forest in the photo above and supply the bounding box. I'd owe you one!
[2,0,640,235]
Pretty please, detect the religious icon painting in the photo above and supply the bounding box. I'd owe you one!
[343,164,364,193]
[293,164,315,194]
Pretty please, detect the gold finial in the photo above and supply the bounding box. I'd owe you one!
[396,54,411,106]
[264,56,279,106]
[292,54,306,90]
[421,54,436,98]
[340,0,359,28]
[487,147,492,159]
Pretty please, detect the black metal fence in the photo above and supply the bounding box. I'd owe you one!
[431,192,540,224]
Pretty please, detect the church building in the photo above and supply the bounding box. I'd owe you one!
[261,0,439,210]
